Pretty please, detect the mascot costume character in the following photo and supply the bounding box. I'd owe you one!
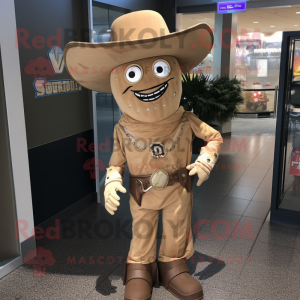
[64,10,222,300]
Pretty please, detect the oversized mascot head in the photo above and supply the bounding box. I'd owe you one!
[64,10,213,122]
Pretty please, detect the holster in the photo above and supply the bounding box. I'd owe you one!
[129,167,194,206]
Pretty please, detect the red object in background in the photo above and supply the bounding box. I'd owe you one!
[289,148,300,176]
[289,148,300,194]
[294,55,300,72]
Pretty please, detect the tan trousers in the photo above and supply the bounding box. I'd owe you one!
[127,183,194,264]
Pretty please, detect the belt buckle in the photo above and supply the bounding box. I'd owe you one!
[150,169,169,190]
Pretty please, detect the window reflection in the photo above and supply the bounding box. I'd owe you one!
[177,7,300,116]
[177,12,215,77]
[237,32,282,113]
[280,40,300,212]
[236,32,282,89]
[93,6,110,42]
[92,2,129,181]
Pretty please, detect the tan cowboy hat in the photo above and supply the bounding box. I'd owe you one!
[64,10,214,94]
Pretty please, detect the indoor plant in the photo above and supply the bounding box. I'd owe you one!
[180,73,244,153]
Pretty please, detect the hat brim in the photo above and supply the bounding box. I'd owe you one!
[63,23,214,93]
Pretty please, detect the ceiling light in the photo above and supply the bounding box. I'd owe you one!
[295,25,298,26]
[296,12,300,14]
[253,22,259,23]
[270,26,275,27]
[260,5,290,9]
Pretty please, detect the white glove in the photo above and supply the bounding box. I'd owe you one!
[186,163,209,186]
[104,182,126,215]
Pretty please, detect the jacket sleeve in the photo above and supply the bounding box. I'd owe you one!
[106,124,127,184]
[186,111,223,174]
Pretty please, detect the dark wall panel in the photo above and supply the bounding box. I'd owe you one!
[28,130,96,226]
[95,0,163,13]
[176,0,214,6]
[162,0,176,32]
[14,0,91,149]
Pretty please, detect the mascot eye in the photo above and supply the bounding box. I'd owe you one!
[153,60,170,78]
[125,65,142,83]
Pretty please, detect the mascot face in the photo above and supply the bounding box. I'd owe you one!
[110,55,182,123]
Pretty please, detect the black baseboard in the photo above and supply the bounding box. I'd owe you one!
[20,235,36,263]
[222,132,231,136]
[36,192,97,231]
[20,192,96,263]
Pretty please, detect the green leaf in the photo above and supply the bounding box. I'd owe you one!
[179,73,244,124]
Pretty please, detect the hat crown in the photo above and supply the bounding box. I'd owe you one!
[110,10,170,42]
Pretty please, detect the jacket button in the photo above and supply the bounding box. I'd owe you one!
[182,174,186,177]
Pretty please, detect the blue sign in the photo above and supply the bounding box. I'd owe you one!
[217,1,247,14]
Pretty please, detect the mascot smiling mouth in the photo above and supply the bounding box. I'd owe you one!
[131,77,174,102]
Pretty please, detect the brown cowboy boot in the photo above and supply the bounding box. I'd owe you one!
[158,259,203,300]
[123,262,159,300]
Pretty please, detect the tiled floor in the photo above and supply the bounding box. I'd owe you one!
[1,117,300,300]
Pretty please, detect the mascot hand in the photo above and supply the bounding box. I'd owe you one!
[186,163,209,187]
[104,182,127,215]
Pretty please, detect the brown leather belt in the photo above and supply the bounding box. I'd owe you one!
[129,167,194,206]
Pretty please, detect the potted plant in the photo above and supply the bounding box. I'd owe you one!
[180,73,244,154]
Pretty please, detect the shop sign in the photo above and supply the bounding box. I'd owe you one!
[256,59,268,78]
[24,46,82,98]
[217,1,247,14]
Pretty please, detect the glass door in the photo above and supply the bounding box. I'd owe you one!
[271,32,300,226]
[88,1,130,203]
[278,39,300,211]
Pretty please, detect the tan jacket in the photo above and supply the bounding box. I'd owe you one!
[107,111,223,179]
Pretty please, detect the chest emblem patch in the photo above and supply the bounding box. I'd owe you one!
[150,142,166,159]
